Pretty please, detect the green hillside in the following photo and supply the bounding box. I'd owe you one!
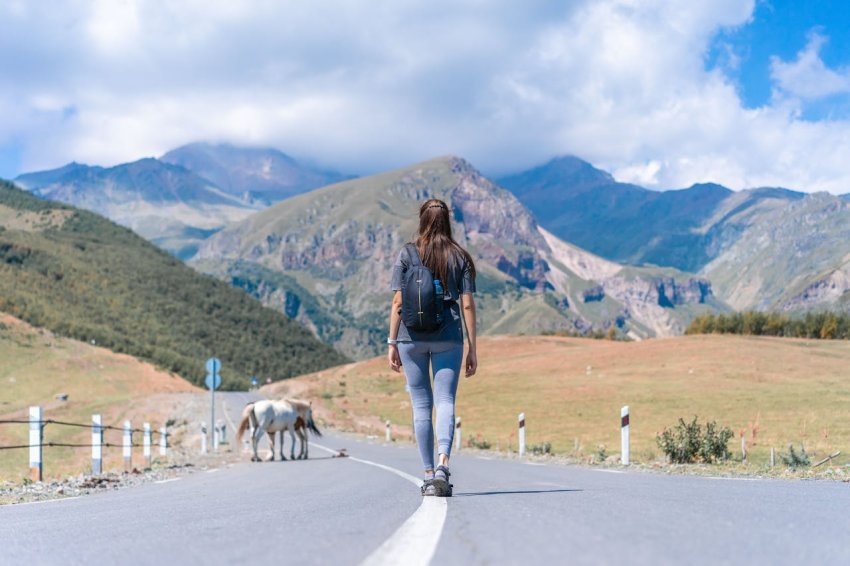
[0,179,347,389]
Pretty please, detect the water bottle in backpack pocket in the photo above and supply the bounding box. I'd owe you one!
[401,244,445,332]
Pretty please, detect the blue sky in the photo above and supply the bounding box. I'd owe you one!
[2,1,850,192]
[708,0,850,120]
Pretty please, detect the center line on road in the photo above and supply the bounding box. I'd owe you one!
[311,441,448,566]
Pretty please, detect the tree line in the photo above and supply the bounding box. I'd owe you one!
[686,311,850,340]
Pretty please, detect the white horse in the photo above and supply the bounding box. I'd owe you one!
[237,399,323,462]
[236,400,301,462]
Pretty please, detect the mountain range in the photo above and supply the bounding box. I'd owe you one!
[14,143,348,259]
[498,156,850,315]
[11,143,850,360]
[192,157,722,358]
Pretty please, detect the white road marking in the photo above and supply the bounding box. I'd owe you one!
[703,476,760,482]
[6,496,81,507]
[524,462,546,466]
[593,469,626,474]
[311,441,448,566]
[205,469,220,474]
[154,478,182,484]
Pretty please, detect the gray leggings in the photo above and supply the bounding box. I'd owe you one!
[398,340,463,472]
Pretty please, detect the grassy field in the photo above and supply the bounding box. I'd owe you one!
[268,334,850,469]
[0,314,198,482]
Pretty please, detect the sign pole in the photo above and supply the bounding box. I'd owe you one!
[211,379,215,452]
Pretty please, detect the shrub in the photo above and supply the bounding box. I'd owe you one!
[780,444,810,469]
[468,434,491,450]
[528,442,552,456]
[656,417,733,464]
[595,444,608,462]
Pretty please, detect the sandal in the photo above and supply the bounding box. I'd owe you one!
[421,478,436,496]
[432,465,453,497]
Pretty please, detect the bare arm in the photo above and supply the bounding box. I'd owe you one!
[461,292,477,377]
[387,291,403,372]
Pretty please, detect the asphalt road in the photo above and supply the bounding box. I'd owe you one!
[1,392,847,565]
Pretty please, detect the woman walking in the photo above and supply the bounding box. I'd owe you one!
[387,198,477,497]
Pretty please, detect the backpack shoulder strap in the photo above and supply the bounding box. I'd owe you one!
[404,243,422,267]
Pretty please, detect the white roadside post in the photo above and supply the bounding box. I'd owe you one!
[770,447,775,468]
[518,413,526,457]
[123,421,132,472]
[205,358,222,452]
[621,406,630,465]
[159,426,167,457]
[143,423,152,469]
[741,436,747,463]
[200,423,207,454]
[213,420,220,452]
[219,421,227,444]
[92,414,103,475]
[385,420,391,443]
[455,417,462,452]
[29,406,42,482]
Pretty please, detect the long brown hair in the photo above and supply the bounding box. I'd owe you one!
[415,198,476,287]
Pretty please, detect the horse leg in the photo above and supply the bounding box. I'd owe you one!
[298,428,307,459]
[280,429,288,461]
[289,428,297,460]
[267,431,276,461]
[251,426,262,462]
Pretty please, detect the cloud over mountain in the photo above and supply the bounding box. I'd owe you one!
[3,1,850,192]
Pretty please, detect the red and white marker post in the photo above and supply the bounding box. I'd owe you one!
[143,422,152,469]
[385,420,391,443]
[518,413,526,457]
[159,425,167,457]
[123,420,132,472]
[621,406,630,465]
[29,406,42,482]
[92,414,103,475]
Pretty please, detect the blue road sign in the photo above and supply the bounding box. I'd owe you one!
[205,373,222,390]
[205,357,221,377]
[251,377,258,385]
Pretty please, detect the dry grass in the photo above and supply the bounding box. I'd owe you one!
[0,314,199,482]
[269,334,850,468]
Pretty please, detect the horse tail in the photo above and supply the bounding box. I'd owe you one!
[307,407,322,437]
[236,402,255,443]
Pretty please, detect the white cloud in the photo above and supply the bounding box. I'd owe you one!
[771,32,850,100]
[2,0,850,193]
